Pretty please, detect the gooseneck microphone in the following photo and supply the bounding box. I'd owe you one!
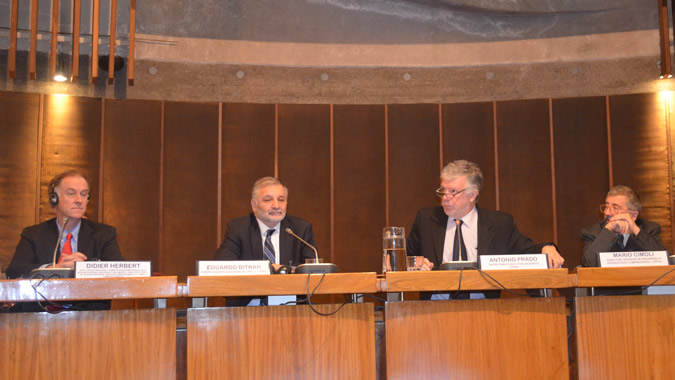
[285,228,338,274]
[52,216,69,268]
[30,216,75,279]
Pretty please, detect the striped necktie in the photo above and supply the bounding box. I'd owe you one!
[263,229,276,263]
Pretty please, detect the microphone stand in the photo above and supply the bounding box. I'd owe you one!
[285,228,338,274]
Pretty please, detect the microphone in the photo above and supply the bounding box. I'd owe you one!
[285,228,337,274]
[30,216,75,279]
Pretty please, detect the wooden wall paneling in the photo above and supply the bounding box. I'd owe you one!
[609,93,672,250]
[40,95,102,222]
[277,104,332,260]
[8,0,18,78]
[103,99,162,263]
[552,97,609,268]
[496,99,554,244]
[441,102,497,210]
[220,103,276,239]
[0,92,40,273]
[162,102,219,279]
[333,105,386,273]
[387,104,440,232]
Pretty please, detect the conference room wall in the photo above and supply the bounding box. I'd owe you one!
[0,91,672,279]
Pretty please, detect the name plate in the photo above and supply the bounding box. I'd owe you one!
[75,261,151,278]
[197,260,271,276]
[479,254,549,270]
[598,251,669,267]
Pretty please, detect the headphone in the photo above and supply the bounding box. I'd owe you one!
[48,171,90,207]
[269,262,295,275]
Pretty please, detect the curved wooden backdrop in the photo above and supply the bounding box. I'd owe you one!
[0,91,672,279]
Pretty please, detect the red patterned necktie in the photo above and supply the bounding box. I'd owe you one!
[58,233,73,263]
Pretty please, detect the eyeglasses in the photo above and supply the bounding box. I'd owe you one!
[599,204,635,214]
[436,187,467,199]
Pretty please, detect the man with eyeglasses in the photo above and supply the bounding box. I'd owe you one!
[6,170,124,280]
[407,160,564,296]
[581,185,665,267]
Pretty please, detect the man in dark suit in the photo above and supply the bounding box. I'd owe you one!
[407,160,564,298]
[581,185,666,267]
[215,176,316,306]
[6,170,124,311]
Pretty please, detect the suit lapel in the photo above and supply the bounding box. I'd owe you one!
[47,218,61,263]
[430,208,448,264]
[476,207,493,257]
[248,215,264,260]
[78,220,92,257]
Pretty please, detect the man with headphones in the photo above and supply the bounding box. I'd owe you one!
[6,170,124,281]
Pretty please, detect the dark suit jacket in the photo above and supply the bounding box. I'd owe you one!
[581,218,666,267]
[6,218,124,279]
[6,218,124,312]
[215,213,316,306]
[407,206,546,299]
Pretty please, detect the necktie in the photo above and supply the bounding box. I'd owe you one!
[263,229,276,263]
[452,220,467,261]
[58,233,73,263]
[616,234,625,250]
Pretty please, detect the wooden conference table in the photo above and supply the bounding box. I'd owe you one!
[1,267,673,379]
[574,266,675,379]
[383,269,571,380]
[0,276,178,380]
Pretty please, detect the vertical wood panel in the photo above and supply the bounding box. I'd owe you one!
[610,93,672,250]
[41,95,102,223]
[108,0,118,84]
[8,0,18,78]
[162,102,219,279]
[496,99,554,243]
[71,0,81,81]
[92,0,100,82]
[128,0,136,85]
[29,0,38,79]
[387,104,440,232]
[277,104,331,260]
[103,99,162,262]
[442,102,496,210]
[0,93,40,273]
[220,103,275,237]
[334,105,386,273]
[552,97,608,268]
[49,0,60,78]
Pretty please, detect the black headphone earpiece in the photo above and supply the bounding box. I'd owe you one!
[48,185,59,206]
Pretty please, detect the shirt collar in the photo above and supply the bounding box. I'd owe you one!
[255,218,280,236]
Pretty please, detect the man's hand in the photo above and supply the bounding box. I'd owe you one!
[604,213,640,235]
[542,245,564,268]
[50,252,87,269]
[421,257,435,271]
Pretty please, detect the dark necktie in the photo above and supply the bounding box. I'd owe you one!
[452,219,467,261]
[263,229,276,263]
[616,234,625,250]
